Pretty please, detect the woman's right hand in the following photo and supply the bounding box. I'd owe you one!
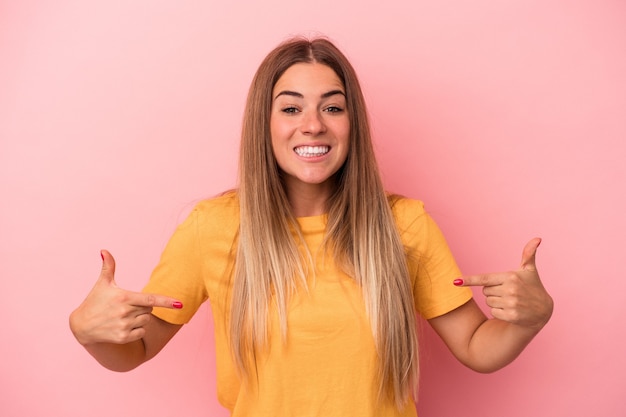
[69,250,183,346]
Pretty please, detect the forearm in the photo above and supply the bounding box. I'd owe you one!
[429,298,551,373]
[463,318,542,373]
[82,339,148,372]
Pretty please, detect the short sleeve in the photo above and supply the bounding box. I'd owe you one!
[143,207,209,324]
[392,198,473,319]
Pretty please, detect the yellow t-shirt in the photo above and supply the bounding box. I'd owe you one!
[143,192,472,416]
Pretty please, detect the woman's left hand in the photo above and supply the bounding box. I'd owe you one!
[455,238,554,330]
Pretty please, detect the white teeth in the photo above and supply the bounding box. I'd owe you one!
[294,145,330,157]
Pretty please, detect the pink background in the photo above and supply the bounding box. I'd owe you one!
[1,1,625,416]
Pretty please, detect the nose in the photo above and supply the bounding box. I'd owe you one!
[300,110,326,136]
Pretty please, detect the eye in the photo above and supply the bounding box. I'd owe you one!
[324,106,344,113]
[281,106,300,114]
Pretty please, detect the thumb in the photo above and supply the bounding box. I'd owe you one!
[98,249,116,285]
[520,237,541,270]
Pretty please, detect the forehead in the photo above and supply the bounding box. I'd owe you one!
[273,63,344,94]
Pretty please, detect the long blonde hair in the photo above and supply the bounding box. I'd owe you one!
[231,37,419,408]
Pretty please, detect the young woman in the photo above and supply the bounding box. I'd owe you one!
[70,37,554,416]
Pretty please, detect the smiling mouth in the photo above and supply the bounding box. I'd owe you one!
[294,145,330,157]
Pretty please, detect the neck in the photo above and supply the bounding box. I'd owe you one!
[284,180,335,217]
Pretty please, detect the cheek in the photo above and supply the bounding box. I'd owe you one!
[269,120,291,166]
[337,122,350,149]
[270,117,292,145]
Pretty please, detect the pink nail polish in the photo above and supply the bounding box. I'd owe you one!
[172,301,183,309]
[453,278,464,286]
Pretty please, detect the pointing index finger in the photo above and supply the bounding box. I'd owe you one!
[131,292,183,309]
[453,273,504,288]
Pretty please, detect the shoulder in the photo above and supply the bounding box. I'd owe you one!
[183,190,240,235]
[387,194,427,228]
[192,190,239,217]
[386,194,439,251]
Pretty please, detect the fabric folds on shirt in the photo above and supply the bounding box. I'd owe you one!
[143,192,472,416]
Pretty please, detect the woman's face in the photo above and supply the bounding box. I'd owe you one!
[270,62,350,197]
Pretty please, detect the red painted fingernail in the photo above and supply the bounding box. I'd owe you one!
[100,251,104,261]
[172,301,183,309]
[453,278,464,286]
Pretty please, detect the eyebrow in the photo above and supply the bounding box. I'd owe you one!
[273,89,346,100]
